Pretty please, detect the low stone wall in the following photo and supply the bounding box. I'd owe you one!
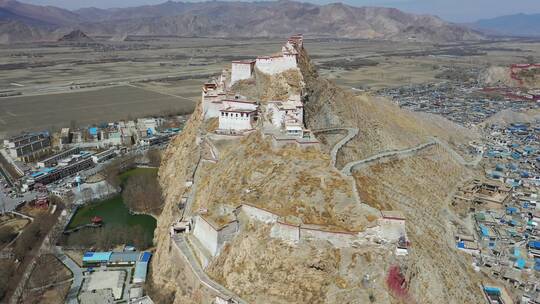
[269,135,319,150]
[238,204,279,224]
[240,203,405,247]
[270,221,300,244]
[300,226,357,248]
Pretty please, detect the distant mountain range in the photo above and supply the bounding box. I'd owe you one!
[0,0,485,44]
[472,13,540,37]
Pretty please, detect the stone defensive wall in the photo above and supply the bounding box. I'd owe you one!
[255,55,297,75]
[236,204,406,248]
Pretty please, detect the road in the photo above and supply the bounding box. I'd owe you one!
[431,137,483,167]
[172,235,248,304]
[313,127,359,168]
[341,141,437,176]
[0,190,36,213]
[54,246,83,304]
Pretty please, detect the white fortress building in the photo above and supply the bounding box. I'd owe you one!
[267,94,304,129]
[230,60,255,86]
[200,35,309,136]
[218,98,258,133]
[201,70,230,119]
[254,35,303,75]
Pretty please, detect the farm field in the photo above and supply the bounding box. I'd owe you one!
[1,36,540,136]
[0,85,195,136]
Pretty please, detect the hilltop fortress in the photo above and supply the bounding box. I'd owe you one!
[152,35,485,304]
[201,34,317,145]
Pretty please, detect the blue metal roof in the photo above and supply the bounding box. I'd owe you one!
[31,172,45,178]
[134,261,148,282]
[529,241,540,250]
[515,258,526,269]
[109,252,140,263]
[484,286,501,295]
[83,252,112,262]
[506,207,517,214]
[140,252,152,262]
[88,127,98,135]
[491,171,503,178]
[480,225,490,237]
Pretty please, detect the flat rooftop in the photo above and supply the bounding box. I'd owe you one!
[82,270,126,300]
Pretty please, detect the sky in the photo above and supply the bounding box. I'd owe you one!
[19,0,540,22]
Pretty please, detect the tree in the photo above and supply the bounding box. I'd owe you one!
[122,172,162,214]
[0,226,16,246]
[147,149,162,167]
[14,213,56,260]
[0,261,14,300]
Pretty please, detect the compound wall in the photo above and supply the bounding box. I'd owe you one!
[256,55,297,75]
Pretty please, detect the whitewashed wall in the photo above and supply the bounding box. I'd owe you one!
[202,99,222,119]
[240,204,279,223]
[193,216,219,256]
[270,222,300,244]
[256,55,297,75]
[231,63,253,85]
[218,112,254,130]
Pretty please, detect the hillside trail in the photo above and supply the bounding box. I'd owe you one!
[321,128,482,208]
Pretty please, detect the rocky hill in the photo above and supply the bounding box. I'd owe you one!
[0,0,81,26]
[150,37,484,303]
[57,29,93,43]
[0,0,484,43]
[0,19,52,44]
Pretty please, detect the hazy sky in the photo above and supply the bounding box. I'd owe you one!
[20,0,540,22]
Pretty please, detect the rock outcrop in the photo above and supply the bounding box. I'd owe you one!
[58,29,93,43]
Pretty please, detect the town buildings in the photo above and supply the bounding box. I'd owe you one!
[452,119,540,303]
[4,132,51,162]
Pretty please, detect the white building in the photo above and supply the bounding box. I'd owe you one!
[201,71,231,119]
[230,60,255,86]
[217,98,258,132]
[285,123,304,137]
[254,35,303,75]
[267,94,304,129]
[219,108,257,132]
[137,118,163,137]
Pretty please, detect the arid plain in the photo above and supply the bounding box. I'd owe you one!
[1,36,540,136]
